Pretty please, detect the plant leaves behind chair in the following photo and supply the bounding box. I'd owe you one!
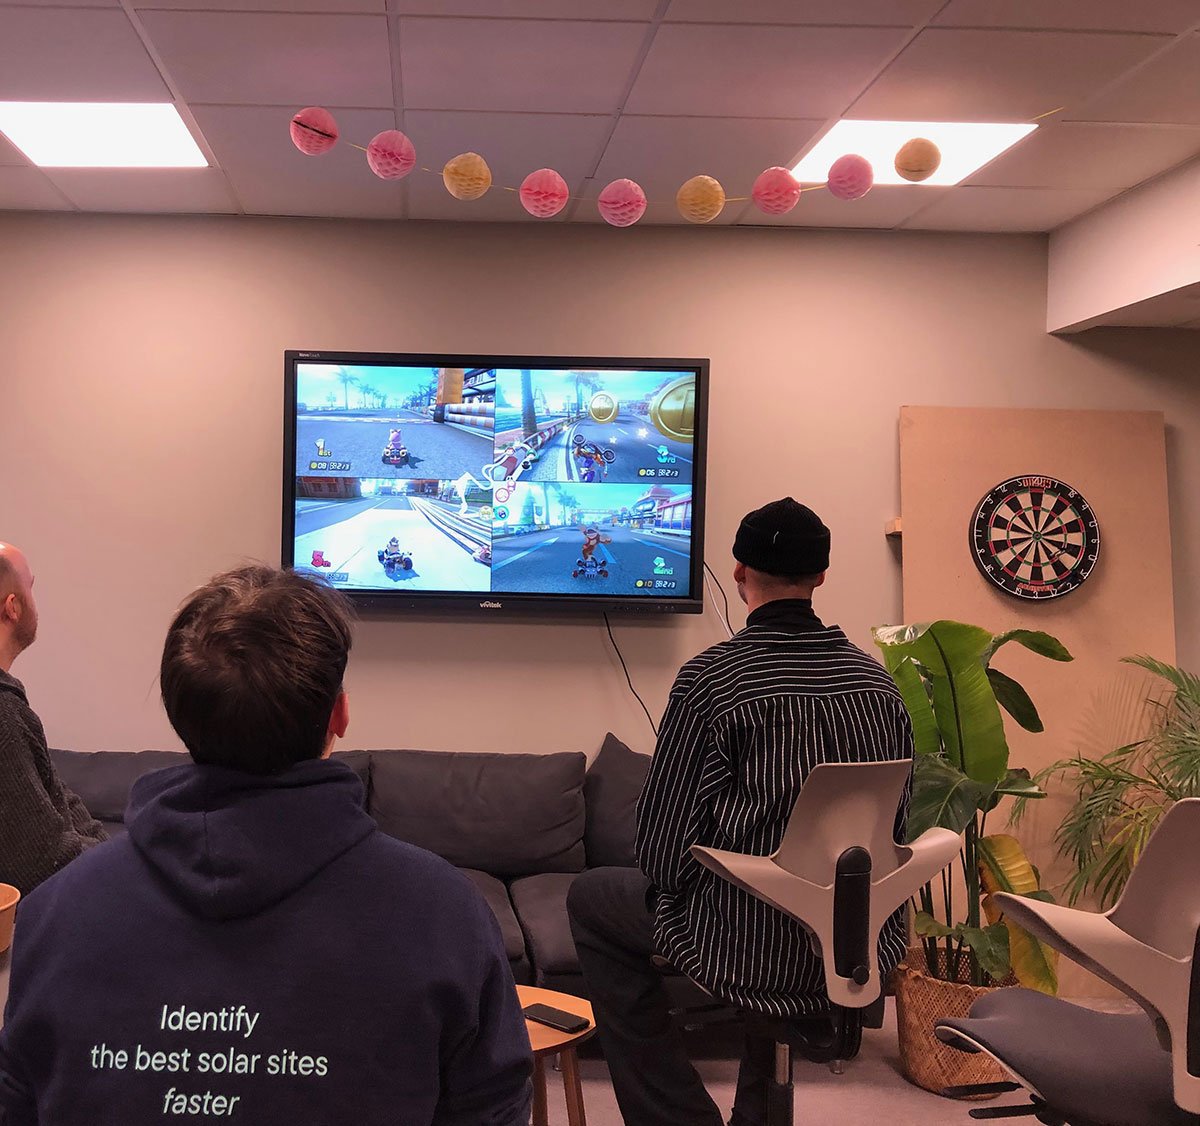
[978,835,1058,995]
[872,621,1071,991]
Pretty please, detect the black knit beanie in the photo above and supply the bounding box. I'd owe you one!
[732,498,830,577]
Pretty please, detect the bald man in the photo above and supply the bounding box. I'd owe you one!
[0,544,106,895]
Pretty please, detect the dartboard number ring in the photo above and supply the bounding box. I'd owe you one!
[970,475,1100,600]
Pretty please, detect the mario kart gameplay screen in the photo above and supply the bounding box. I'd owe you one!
[288,360,698,600]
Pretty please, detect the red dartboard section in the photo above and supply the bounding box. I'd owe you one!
[970,475,1100,600]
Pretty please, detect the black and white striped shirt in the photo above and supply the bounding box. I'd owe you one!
[635,599,913,1017]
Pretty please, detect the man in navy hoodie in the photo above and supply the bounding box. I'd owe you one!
[0,564,533,1125]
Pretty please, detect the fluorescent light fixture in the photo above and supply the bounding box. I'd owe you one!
[0,102,207,168]
[792,119,1037,187]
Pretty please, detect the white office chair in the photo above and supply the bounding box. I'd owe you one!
[936,796,1200,1126]
[690,759,962,1126]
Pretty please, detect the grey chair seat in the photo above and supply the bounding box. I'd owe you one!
[936,988,1194,1126]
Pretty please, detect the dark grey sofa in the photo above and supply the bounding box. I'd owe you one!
[50,734,649,994]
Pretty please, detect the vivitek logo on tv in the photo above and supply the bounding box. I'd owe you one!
[479,601,503,609]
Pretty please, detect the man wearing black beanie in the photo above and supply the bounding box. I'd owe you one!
[569,498,913,1126]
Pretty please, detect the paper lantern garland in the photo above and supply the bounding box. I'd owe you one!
[366,130,416,180]
[827,154,874,201]
[286,107,965,225]
[519,168,570,218]
[895,137,941,183]
[443,152,492,200]
[597,178,647,227]
[751,166,802,215]
[289,107,338,155]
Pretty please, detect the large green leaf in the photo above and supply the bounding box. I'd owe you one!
[979,834,1059,995]
[876,621,1010,782]
[985,768,1046,812]
[912,914,1011,983]
[886,655,941,758]
[986,629,1073,664]
[907,756,993,839]
[988,667,1044,733]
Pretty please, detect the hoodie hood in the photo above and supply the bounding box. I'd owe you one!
[126,758,375,921]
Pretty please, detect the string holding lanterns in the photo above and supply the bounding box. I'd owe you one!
[291,108,1016,224]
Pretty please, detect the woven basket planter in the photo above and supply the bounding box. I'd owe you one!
[895,945,1015,1098]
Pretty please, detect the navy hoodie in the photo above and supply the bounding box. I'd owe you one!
[0,759,533,1125]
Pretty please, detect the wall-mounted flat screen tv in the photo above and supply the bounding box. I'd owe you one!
[283,351,708,613]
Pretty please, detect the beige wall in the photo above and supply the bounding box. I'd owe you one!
[2,214,1198,772]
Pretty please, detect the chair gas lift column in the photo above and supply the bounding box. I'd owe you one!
[689,760,962,1126]
[936,796,1200,1126]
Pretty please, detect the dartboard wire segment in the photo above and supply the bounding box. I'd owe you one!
[970,475,1099,600]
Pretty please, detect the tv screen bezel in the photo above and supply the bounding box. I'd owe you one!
[282,350,709,615]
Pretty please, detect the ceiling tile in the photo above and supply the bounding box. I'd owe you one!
[666,0,942,25]
[45,168,238,213]
[626,24,910,118]
[392,0,657,16]
[399,17,648,114]
[967,121,1200,189]
[933,0,1200,35]
[738,184,944,228]
[899,185,1111,231]
[3,0,118,6]
[0,165,72,210]
[0,131,29,165]
[137,11,393,107]
[592,115,823,200]
[848,28,1171,122]
[0,8,168,101]
[1069,33,1200,125]
[138,0,384,9]
[192,105,404,218]
[404,109,611,220]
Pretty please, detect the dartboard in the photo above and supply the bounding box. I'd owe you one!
[970,475,1100,600]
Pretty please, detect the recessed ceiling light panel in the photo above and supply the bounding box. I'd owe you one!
[0,103,207,168]
[792,119,1037,187]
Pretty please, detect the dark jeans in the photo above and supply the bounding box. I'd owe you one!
[566,867,775,1126]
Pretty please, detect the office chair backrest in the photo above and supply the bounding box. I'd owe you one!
[692,759,961,1008]
[773,760,911,885]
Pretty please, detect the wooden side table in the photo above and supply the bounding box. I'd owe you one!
[516,984,595,1126]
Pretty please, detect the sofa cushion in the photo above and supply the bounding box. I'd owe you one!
[50,750,188,822]
[370,750,586,878]
[51,748,372,824]
[509,873,582,979]
[583,733,651,869]
[459,868,527,968]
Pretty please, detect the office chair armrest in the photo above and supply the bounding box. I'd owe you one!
[992,892,1184,1049]
[871,827,961,921]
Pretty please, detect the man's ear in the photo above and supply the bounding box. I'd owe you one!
[328,691,350,741]
[732,561,747,586]
[811,570,828,590]
[1,592,17,624]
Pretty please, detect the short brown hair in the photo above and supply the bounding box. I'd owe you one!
[161,565,354,775]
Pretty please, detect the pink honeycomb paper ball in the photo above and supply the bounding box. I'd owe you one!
[367,130,417,180]
[289,107,339,155]
[751,166,802,215]
[520,168,569,218]
[827,154,874,201]
[597,178,647,227]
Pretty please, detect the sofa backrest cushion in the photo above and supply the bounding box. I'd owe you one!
[369,749,586,878]
[583,733,651,869]
[50,749,372,823]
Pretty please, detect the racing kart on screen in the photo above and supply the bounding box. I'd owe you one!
[381,442,409,467]
[377,543,413,573]
[572,555,609,580]
[572,435,616,482]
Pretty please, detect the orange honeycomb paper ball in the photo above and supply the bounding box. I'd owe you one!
[676,175,725,223]
[443,152,492,201]
[895,137,941,183]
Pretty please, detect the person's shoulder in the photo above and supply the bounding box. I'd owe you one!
[14,835,134,926]
[825,637,906,698]
[355,833,483,907]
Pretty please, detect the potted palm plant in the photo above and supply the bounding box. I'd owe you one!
[1016,655,1200,908]
[871,620,1072,1096]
